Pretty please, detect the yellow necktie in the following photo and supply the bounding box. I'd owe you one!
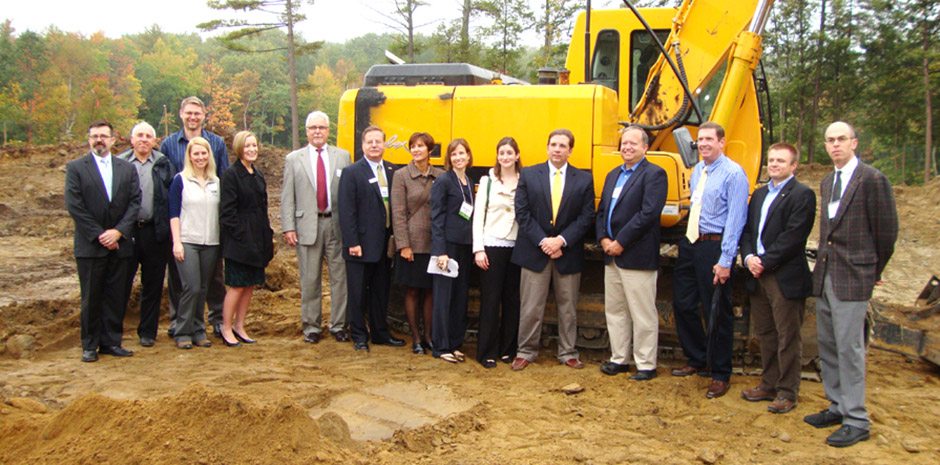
[551,169,562,225]
[685,166,708,243]
[377,164,390,227]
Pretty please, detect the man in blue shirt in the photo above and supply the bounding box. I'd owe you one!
[671,121,749,399]
[159,96,230,339]
[739,142,816,414]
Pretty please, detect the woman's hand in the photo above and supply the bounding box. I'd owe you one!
[173,242,185,262]
[400,247,414,262]
[474,251,489,271]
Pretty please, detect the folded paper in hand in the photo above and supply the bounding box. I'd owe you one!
[427,255,459,278]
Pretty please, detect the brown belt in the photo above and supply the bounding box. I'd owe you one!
[699,233,722,241]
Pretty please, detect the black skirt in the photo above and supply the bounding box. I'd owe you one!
[395,253,432,289]
[224,258,265,287]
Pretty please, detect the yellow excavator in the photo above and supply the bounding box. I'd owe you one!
[336,0,775,351]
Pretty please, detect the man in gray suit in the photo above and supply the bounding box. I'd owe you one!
[281,111,350,343]
[804,121,898,447]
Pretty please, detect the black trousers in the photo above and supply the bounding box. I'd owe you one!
[672,238,734,381]
[126,223,169,339]
[77,253,134,350]
[475,246,520,362]
[346,252,393,344]
[431,243,472,356]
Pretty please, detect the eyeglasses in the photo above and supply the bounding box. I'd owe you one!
[307,125,329,132]
[89,134,113,140]
[825,136,854,144]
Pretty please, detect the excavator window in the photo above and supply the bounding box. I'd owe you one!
[629,29,669,109]
[591,30,620,91]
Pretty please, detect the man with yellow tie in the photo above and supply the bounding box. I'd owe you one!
[671,122,750,399]
[510,129,595,371]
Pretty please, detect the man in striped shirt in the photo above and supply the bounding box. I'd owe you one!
[671,121,749,400]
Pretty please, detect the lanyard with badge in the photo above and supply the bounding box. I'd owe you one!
[455,174,473,220]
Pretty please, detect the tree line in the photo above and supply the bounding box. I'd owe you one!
[0,0,937,184]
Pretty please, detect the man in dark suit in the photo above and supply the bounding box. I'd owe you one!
[65,120,141,362]
[511,128,595,370]
[739,142,816,414]
[804,121,898,447]
[117,121,176,348]
[338,125,405,352]
[595,126,666,381]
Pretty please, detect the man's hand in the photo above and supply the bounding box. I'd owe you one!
[98,229,122,250]
[348,246,362,257]
[606,240,624,257]
[746,255,764,278]
[713,264,731,285]
[540,236,564,256]
[283,230,298,247]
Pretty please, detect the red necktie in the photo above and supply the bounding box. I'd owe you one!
[316,147,328,212]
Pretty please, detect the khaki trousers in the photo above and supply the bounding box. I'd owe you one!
[516,262,580,363]
[604,264,658,370]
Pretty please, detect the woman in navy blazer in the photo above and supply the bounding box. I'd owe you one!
[429,139,474,362]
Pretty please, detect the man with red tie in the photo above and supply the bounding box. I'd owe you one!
[281,111,351,344]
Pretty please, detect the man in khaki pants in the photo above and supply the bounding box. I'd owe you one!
[595,126,666,381]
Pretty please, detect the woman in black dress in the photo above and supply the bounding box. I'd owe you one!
[219,130,274,347]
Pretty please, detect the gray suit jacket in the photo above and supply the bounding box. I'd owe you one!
[813,161,898,301]
[280,144,351,245]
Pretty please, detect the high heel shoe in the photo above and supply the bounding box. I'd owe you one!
[221,334,241,347]
[233,331,256,344]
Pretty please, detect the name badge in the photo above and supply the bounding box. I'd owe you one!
[369,177,378,184]
[336,169,342,177]
[380,186,389,198]
[691,189,703,204]
[611,186,623,200]
[458,201,473,220]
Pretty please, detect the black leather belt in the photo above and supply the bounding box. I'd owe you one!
[318,212,332,218]
[136,220,153,228]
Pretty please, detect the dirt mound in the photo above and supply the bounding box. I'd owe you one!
[0,384,361,465]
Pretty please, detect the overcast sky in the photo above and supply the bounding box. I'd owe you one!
[3,0,622,45]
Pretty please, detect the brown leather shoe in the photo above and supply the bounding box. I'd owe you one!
[741,385,777,402]
[562,358,584,369]
[671,365,707,377]
[767,396,797,414]
[511,357,530,371]
[706,379,730,399]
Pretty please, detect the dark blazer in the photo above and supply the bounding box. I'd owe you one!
[430,170,474,255]
[813,161,898,301]
[65,153,141,258]
[338,157,396,263]
[512,162,595,274]
[739,177,816,300]
[595,158,666,270]
[117,149,176,242]
[220,161,274,268]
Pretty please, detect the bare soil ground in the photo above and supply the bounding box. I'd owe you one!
[0,144,937,464]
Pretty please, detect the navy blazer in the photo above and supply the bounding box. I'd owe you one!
[595,158,666,270]
[740,177,816,300]
[430,170,474,255]
[65,153,141,258]
[512,162,594,274]
[338,157,396,263]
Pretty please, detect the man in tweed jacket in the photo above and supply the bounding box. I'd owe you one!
[804,121,898,447]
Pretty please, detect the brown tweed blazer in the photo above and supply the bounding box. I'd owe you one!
[813,160,898,301]
[390,161,445,254]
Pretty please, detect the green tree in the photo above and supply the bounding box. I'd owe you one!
[478,0,534,74]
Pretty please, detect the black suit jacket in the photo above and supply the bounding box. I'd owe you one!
[595,158,667,270]
[338,157,396,263]
[65,153,140,258]
[739,177,816,300]
[220,162,274,268]
[430,170,474,255]
[512,162,595,274]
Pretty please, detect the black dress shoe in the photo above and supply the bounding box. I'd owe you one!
[212,323,223,339]
[99,345,133,357]
[826,425,870,447]
[303,332,321,344]
[374,336,405,347]
[804,409,844,429]
[630,369,657,381]
[221,335,241,347]
[412,343,425,354]
[233,331,256,344]
[600,361,631,376]
[481,359,497,369]
[353,341,370,352]
[139,337,156,347]
[331,330,350,342]
[81,350,98,362]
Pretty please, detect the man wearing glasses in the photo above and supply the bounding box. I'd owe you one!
[804,121,898,447]
[281,111,351,344]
